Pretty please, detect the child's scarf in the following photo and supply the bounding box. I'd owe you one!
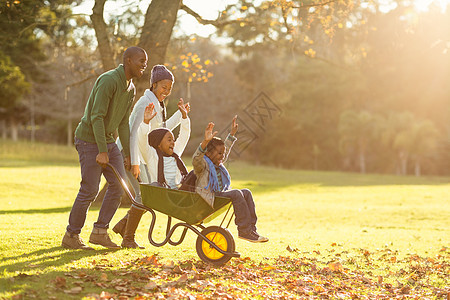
[204,156,231,192]
[155,148,188,188]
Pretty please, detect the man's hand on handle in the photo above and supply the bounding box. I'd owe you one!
[96,152,109,168]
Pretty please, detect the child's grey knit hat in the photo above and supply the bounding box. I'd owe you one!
[150,65,174,86]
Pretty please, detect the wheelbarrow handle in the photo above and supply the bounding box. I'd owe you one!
[105,163,144,209]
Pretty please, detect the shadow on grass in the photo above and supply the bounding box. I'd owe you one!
[0,160,78,168]
[0,246,122,297]
[0,204,129,215]
[0,207,75,215]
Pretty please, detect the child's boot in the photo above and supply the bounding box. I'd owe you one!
[121,206,145,249]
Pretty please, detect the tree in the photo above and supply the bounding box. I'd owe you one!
[0,0,77,141]
[409,120,440,176]
[0,51,30,139]
[88,0,358,97]
[391,116,440,176]
[379,112,413,175]
[339,110,378,173]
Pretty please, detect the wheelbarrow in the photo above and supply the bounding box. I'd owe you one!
[107,163,240,266]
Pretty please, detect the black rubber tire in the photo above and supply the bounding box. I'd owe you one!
[195,226,235,267]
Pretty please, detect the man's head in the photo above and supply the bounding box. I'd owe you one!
[150,65,174,102]
[148,128,175,155]
[206,137,226,165]
[123,46,148,80]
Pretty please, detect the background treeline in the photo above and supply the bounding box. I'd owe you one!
[1,0,449,176]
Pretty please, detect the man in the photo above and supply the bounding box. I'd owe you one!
[62,46,148,249]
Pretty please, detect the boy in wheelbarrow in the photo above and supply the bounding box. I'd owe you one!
[192,117,268,243]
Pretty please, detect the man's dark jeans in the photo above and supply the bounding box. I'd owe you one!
[215,188,257,234]
[66,137,127,234]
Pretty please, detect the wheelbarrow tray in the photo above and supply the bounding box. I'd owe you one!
[140,184,231,225]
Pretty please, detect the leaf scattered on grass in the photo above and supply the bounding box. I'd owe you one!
[64,286,82,294]
[31,247,448,299]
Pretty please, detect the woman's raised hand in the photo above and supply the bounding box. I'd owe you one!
[177,98,190,119]
[143,103,157,124]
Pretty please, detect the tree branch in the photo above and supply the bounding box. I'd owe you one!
[179,4,242,28]
[292,0,340,9]
[66,73,99,88]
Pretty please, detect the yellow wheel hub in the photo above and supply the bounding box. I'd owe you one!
[201,232,228,260]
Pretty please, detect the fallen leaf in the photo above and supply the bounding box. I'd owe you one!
[100,273,108,281]
[163,260,175,269]
[400,285,410,294]
[144,280,158,290]
[177,274,188,285]
[173,265,183,274]
[99,291,113,298]
[52,276,66,289]
[328,262,343,272]
[64,287,82,294]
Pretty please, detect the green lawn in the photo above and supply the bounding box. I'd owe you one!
[0,140,448,299]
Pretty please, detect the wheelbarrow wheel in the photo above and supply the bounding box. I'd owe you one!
[196,226,235,267]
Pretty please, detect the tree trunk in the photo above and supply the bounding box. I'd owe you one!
[399,151,408,175]
[91,0,115,71]
[90,0,180,206]
[10,116,18,142]
[30,95,35,143]
[359,151,366,174]
[65,87,73,146]
[67,119,73,146]
[414,160,421,177]
[1,119,6,139]
[136,0,181,97]
[91,0,181,98]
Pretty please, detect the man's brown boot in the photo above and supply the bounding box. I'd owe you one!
[61,231,94,250]
[112,214,128,237]
[89,228,121,249]
[121,207,145,249]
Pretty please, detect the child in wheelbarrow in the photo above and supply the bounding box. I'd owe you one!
[192,117,268,243]
[117,99,191,248]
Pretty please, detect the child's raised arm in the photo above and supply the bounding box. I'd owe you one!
[192,122,216,174]
[200,122,218,150]
[230,115,238,136]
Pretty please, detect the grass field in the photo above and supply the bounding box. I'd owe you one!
[0,139,449,299]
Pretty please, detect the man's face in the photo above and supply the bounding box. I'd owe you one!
[206,144,226,165]
[128,51,148,79]
[158,131,175,155]
[152,79,173,102]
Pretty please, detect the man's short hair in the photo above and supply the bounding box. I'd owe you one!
[123,46,146,63]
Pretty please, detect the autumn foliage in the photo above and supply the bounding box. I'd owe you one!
[12,247,449,299]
